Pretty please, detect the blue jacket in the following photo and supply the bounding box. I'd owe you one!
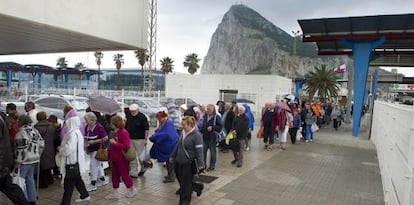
[149,120,179,162]
[243,104,255,130]
[293,114,301,128]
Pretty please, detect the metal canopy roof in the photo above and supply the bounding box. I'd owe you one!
[298,14,414,67]
[0,13,139,55]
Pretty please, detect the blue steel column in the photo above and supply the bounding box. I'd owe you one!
[6,69,12,88]
[294,79,305,99]
[372,70,378,100]
[340,37,385,136]
[64,73,69,89]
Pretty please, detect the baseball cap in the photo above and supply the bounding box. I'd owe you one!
[129,103,139,111]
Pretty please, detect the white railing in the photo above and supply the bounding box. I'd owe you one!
[371,101,414,205]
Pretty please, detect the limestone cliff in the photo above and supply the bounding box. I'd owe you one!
[201,5,353,76]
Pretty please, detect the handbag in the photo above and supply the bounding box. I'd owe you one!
[229,138,240,152]
[65,137,80,178]
[11,168,25,191]
[95,139,108,161]
[311,122,319,132]
[256,126,264,139]
[123,143,136,161]
[181,135,200,176]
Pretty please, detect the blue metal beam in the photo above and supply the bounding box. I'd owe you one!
[340,37,385,136]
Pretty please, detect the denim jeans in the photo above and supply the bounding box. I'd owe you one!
[20,163,37,203]
[305,124,313,141]
[203,136,217,169]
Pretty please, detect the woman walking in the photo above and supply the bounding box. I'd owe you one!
[105,116,136,200]
[59,106,90,205]
[330,104,342,131]
[34,111,56,189]
[289,109,301,144]
[170,116,204,205]
[275,108,289,150]
[83,112,109,192]
[149,111,179,183]
[14,115,44,205]
[305,105,317,143]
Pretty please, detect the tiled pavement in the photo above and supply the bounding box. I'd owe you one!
[1,123,383,205]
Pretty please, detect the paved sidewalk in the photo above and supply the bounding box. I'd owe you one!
[0,123,384,205]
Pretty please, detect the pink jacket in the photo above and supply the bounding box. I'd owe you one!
[108,128,131,161]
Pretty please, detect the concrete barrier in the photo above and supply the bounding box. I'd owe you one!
[371,101,414,205]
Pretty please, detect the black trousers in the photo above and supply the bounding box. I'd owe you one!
[289,127,298,144]
[174,162,203,205]
[0,174,28,205]
[60,173,89,205]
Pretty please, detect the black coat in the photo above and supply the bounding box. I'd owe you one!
[35,120,56,170]
[0,112,13,178]
[224,110,235,133]
[232,114,249,139]
[201,114,223,141]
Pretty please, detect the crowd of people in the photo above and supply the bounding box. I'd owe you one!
[0,98,344,205]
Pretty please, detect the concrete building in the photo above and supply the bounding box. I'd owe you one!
[0,0,148,54]
[165,74,292,116]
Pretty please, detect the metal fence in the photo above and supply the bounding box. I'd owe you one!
[371,101,414,205]
[0,87,165,102]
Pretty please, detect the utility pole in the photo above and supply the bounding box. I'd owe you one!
[144,0,157,94]
[291,30,300,78]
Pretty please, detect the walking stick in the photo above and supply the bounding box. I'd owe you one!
[36,162,40,199]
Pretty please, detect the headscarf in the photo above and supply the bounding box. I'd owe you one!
[60,109,78,140]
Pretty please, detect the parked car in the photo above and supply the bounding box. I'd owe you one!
[174,97,198,108]
[159,97,175,107]
[33,95,89,120]
[116,96,167,127]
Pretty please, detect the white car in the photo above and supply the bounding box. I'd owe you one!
[33,95,89,120]
[116,96,167,126]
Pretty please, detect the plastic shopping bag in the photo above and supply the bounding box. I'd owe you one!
[11,168,26,192]
[296,127,303,142]
[140,145,153,169]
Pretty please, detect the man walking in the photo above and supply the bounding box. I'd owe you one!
[200,104,222,171]
[126,104,150,177]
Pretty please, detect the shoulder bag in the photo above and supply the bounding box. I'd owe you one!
[95,139,108,161]
[181,135,199,176]
[65,136,80,178]
[123,142,136,161]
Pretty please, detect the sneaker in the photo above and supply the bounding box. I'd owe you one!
[86,184,97,192]
[231,159,238,164]
[310,139,313,142]
[105,193,119,200]
[126,189,137,198]
[96,178,108,187]
[305,140,309,143]
[75,196,90,203]
[245,147,250,151]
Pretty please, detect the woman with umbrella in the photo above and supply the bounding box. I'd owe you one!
[275,101,290,150]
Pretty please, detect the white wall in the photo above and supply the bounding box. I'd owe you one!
[165,74,292,116]
[371,101,414,205]
[0,0,148,47]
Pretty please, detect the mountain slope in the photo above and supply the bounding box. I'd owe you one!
[201,4,352,75]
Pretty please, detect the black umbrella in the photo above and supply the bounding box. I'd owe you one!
[231,98,255,104]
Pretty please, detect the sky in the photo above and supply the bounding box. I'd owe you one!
[1,0,414,76]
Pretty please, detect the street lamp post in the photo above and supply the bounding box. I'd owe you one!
[291,30,301,78]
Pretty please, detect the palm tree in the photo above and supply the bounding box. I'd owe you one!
[304,64,340,102]
[183,53,201,75]
[94,51,104,89]
[113,54,124,90]
[134,48,149,86]
[74,62,85,70]
[56,57,68,68]
[160,57,174,74]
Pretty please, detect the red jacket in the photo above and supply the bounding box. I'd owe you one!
[109,128,131,161]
